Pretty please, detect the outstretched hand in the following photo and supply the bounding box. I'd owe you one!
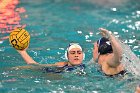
[99,28,112,38]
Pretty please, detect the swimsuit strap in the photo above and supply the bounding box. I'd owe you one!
[62,62,69,67]
[95,54,100,63]
[63,64,85,71]
[104,70,127,77]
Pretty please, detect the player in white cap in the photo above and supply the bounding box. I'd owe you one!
[16,43,85,69]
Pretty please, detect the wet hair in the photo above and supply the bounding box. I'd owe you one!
[97,37,113,55]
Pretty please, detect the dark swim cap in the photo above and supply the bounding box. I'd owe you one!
[97,37,113,54]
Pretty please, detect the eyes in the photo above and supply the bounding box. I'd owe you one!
[69,51,82,55]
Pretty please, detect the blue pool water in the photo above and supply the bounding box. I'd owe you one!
[0,0,140,93]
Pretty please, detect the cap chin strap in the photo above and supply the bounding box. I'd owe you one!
[65,51,85,60]
[97,38,101,46]
[95,53,100,63]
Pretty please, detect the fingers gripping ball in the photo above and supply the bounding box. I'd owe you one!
[9,28,30,50]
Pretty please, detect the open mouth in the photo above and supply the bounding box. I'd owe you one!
[74,58,79,60]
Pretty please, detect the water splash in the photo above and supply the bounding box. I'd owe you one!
[119,39,140,77]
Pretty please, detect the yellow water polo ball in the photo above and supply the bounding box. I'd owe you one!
[9,28,30,50]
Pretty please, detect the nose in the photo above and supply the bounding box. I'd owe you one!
[75,55,78,57]
[75,53,79,57]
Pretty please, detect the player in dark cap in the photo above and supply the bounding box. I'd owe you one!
[93,28,125,77]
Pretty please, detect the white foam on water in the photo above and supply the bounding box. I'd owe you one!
[0,41,3,44]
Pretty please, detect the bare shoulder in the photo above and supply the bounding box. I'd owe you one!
[55,62,68,67]
[99,54,114,65]
[106,53,123,67]
[106,53,115,62]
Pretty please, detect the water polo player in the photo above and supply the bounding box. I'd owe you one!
[93,28,125,77]
[16,43,85,72]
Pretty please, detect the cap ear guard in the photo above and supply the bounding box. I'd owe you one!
[98,43,113,54]
[97,37,113,54]
[65,50,85,60]
[83,53,85,60]
[65,50,68,60]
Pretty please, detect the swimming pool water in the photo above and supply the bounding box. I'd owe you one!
[0,0,140,93]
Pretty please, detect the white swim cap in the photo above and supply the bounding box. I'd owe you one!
[65,43,85,60]
[67,43,82,52]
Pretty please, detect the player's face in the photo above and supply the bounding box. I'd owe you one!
[67,48,84,66]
